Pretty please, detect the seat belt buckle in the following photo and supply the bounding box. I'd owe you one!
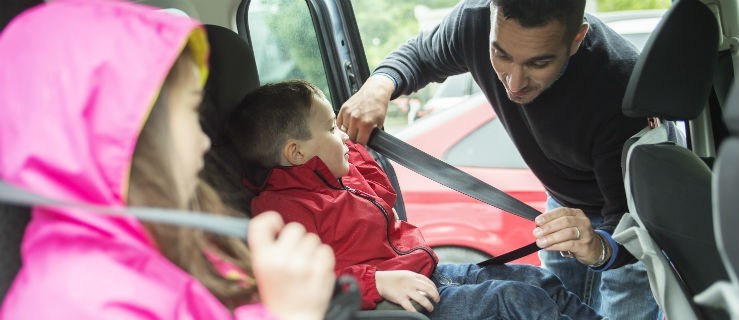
[648,117,661,129]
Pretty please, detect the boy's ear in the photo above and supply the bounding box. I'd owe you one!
[283,139,305,166]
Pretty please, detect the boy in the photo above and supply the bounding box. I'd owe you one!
[227,80,602,319]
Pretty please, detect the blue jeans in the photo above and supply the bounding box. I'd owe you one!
[539,196,661,319]
[428,263,603,319]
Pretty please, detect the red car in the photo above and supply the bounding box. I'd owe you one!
[393,94,546,266]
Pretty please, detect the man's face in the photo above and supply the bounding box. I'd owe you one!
[489,10,582,104]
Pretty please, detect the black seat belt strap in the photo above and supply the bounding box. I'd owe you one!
[476,242,540,267]
[368,129,541,264]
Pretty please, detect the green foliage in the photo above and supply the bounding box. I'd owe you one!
[258,0,331,100]
[253,0,670,107]
[596,0,671,12]
[352,0,459,71]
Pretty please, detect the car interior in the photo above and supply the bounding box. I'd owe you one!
[610,1,731,319]
[1,0,737,319]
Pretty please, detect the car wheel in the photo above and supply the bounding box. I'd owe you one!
[432,246,492,265]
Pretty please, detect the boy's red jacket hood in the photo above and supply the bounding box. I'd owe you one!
[249,142,438,309]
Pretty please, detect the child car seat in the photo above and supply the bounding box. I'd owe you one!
[612,0,729,319]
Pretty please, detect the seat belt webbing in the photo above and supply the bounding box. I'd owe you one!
[368,129,541,265]
[0,181,249,240]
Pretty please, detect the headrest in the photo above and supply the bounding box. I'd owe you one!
[201,24,260,145]
[622,0,719,120]
[724,79,739,134]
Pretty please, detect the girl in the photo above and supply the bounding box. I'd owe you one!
[0,1,334,319]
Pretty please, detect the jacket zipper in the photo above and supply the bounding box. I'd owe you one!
[341,183,438,267]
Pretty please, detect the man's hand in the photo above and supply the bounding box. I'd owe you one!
[533,207,605,266]
[337,75,395,145]
[375,270,440,313]
[249,211,336,320]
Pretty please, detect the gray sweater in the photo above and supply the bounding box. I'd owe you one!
[375,0,645,268]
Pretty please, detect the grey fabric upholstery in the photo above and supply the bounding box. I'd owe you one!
[614,0,729,319]
[713,140,739,281]
[628,144,728,319]
[694,80,739,317]
[716,79,739,281]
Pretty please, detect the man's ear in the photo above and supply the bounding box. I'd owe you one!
[282,139,305,166]
[569,23,589,56]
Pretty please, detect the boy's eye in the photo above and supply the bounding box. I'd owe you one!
[330,125,336,133]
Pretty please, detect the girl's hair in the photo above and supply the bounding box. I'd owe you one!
[128,48,256,309]
[227,80,325,169]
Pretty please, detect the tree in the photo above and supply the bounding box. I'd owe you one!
[352,0,459,71]
[597,0,671,12]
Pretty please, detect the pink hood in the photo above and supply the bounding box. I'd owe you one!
[0,0,272,318]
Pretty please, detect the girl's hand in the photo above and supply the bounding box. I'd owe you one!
[249,211,336,320]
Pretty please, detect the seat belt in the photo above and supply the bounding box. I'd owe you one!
[368,129,541,265]
[1,180,366,319]
[0,180,249,239]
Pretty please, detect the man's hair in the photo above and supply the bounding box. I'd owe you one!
[491,0,586,42]
[227,80,325,168]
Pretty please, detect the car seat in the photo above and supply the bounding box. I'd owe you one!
[611,0,729,319]
[0,205,30,304]
[0,0,43,304]
[198,24,431,320]
[694,80,739,318]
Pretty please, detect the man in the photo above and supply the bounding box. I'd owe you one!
[337,0,669,318]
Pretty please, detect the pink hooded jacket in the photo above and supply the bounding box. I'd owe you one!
[0,1,275,318]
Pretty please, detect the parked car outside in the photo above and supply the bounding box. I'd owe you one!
[393,94,546,265]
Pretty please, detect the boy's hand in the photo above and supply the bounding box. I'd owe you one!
[249,211,336,320]
[375,270,440,313]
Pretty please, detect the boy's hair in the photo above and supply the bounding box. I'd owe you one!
[129,48,256,309]
[491,0,586,43]
[227,80,326,168]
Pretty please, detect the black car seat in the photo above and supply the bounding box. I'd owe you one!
[199,24,430,320]
[694,80,739,318]
[0,205,30,304]
[0,0,43,305]
[199,24,260,215]
[611,0,729,319]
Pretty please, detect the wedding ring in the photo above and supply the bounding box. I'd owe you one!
[560,251,575,258]
[574,226,582,240]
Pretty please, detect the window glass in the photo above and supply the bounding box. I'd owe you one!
[247,0,332,101]
[443,118,528,169]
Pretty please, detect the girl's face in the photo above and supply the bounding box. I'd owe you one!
[167,58,210,206]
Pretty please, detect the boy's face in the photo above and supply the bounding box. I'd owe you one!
[300,94,350,178]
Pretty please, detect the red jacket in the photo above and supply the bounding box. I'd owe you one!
[250,142,438,309]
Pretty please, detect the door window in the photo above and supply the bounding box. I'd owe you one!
[246,0,332,102]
